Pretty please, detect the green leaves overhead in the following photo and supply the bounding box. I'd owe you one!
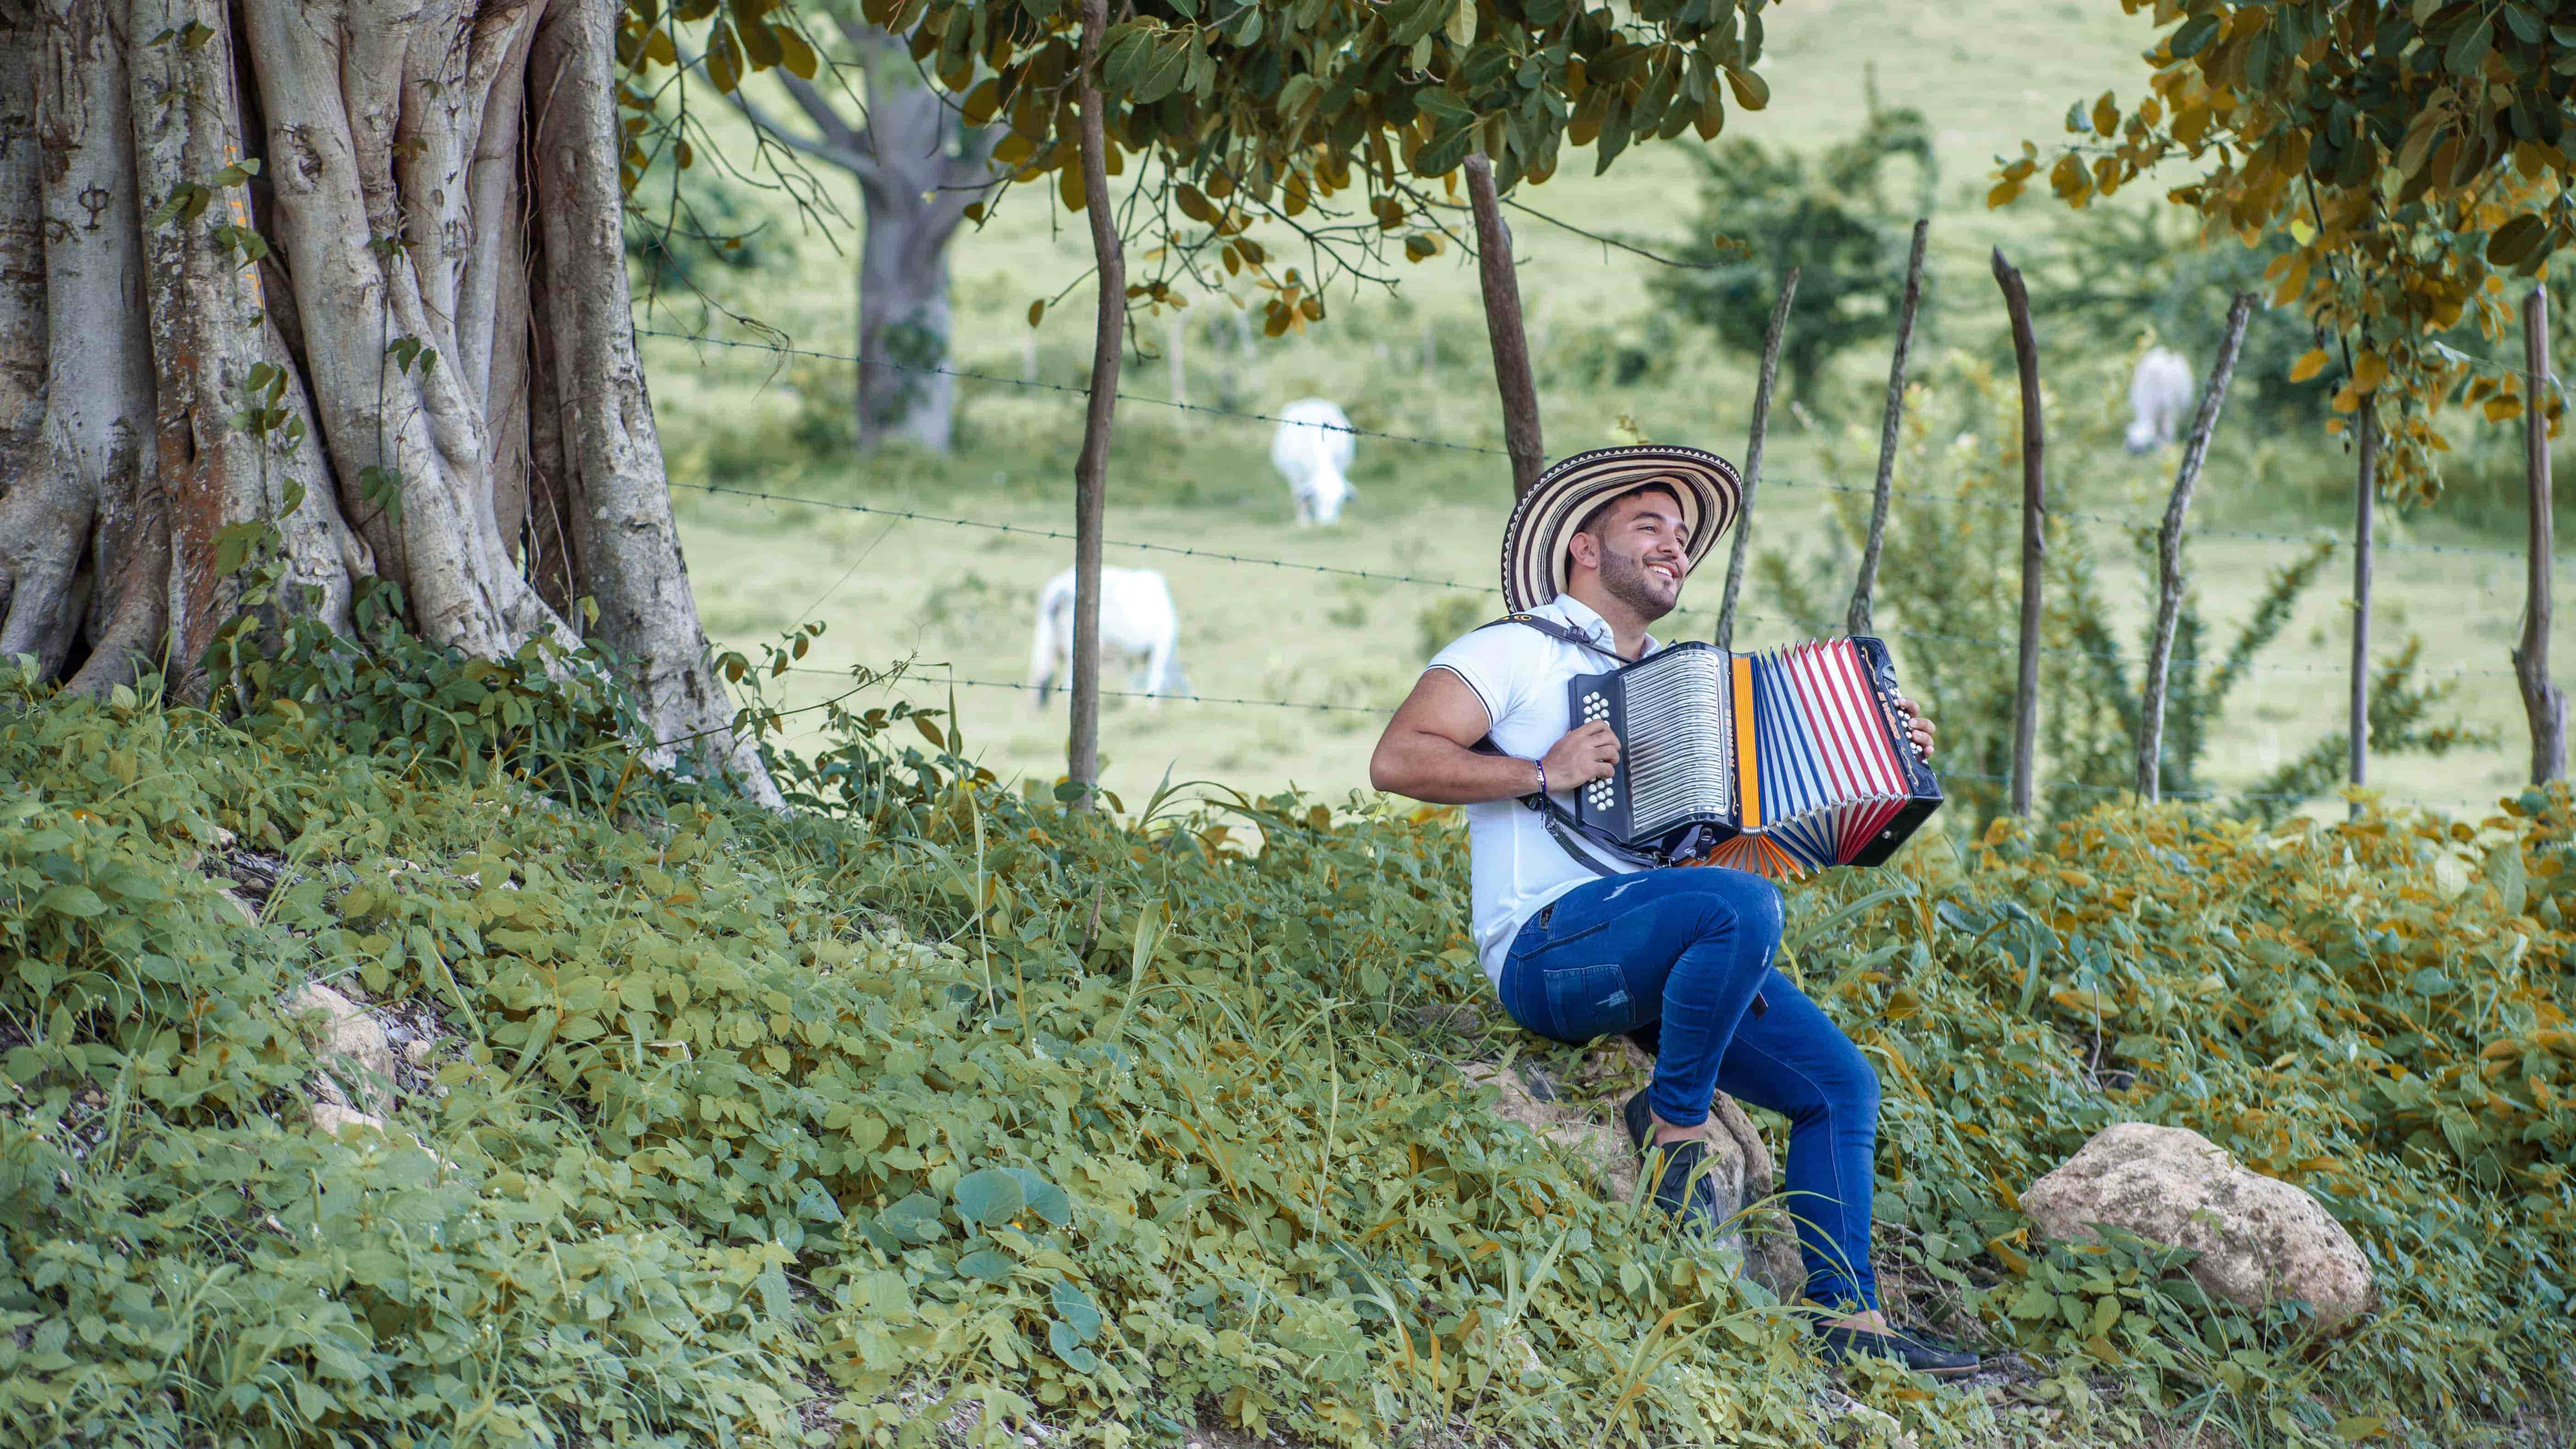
[633,0,1778,220]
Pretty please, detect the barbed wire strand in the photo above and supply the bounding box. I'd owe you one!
[644,326,2571,566]
[781,666,1380,713]
[764,667,2489,813]
[640,328,1508,457]
[682,479,2524,680]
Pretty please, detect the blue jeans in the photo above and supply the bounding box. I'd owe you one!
[1496,868,1882,1312]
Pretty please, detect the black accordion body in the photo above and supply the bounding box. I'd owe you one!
[1566,637,1941,877]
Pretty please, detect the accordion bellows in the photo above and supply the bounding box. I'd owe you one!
[1567,637,1942,878]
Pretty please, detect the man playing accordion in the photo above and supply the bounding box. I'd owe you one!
[1368,445,1978,1377]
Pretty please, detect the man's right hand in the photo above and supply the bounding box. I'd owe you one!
[1542,721,1621,788]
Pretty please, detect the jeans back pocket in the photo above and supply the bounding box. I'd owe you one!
[1543,961,1638,1043]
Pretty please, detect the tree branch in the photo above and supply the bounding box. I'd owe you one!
[681,45,883,183]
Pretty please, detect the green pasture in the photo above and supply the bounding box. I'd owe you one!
[642,0,2576,821]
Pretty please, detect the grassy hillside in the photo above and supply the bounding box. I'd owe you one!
[638,0,2576,820]
[3,644,2568,1447]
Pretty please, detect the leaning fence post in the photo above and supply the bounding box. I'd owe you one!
[1716,266,1799,651]
[1992,248,2044,817]
[2135,292,2255,803]
[2348,405,2376,818]
[1066,0,1122,811]
[1847,218,1929,637]
[1465,153,1545,500]
[2515,285,2568,784]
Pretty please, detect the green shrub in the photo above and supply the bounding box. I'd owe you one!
[1,631,2569,1448]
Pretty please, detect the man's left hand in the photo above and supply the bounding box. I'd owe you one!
[1893,694,1937,759]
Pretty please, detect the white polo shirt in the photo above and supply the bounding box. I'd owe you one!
[1422,593,1660,986]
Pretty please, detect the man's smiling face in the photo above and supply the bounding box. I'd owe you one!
[1571,487,1691,621]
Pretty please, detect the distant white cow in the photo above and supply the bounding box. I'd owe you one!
[1271,398,1357,525]
[2125,348,2196,454]
[1028,566,1189,708]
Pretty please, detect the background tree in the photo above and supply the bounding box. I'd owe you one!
[1652,95,1934,405]
[2002,0,2576,496]
[708,17,1001,452]
[0,0,774,799]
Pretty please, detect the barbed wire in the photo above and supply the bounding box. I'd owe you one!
[761,666,2486,813]
[639,328,1508,457]
[643,325,2572,566]
[779,665,1382,713]
[672,480,1490,593]
[682,478,2524,680]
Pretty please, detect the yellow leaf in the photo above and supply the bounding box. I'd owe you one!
[2092,91,2118,137]
[2289,349,2330,383]
[2352,350,2388,394]
[1027,299,1045,327]
[1987,179,2025,209]
[1060,163,1086,213]
[2485,395,2524,422]
[776,26,819,80]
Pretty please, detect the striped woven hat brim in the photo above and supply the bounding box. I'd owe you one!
[1498,444,1743,613]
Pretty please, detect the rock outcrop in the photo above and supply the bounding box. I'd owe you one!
[1465,1041,1802,1296]
[289,983,397,1116]
[2021,1121,2377,1331]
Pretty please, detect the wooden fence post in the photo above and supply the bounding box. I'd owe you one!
[2348,405,2376,818]
[2515,285,2568,783]
[1715,267,1798,652]
[1066,0,1122,811]
[2135,292,2255,802]
[1465,153,1544,499]
[1992,248,2044,817]
[1846,218,1928,637]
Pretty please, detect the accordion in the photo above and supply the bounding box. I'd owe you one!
[1566,637,1941,878]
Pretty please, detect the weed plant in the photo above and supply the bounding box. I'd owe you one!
[0,611,2568,1447]
[1757,353,2485,831]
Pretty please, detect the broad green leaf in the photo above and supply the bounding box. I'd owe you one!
[37,884,106,919]
[953,1167,1026,1226]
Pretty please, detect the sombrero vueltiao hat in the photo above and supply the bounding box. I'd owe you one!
[1498,444,1743,612]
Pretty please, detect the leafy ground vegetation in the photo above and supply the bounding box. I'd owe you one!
[0,627,2570,1449]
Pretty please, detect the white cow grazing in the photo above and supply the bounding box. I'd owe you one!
[2126,348,2196,454]
[1028,566,1188,709]
[1271,398,1357,525]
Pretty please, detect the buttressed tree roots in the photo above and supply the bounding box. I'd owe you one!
[0,0,774,801]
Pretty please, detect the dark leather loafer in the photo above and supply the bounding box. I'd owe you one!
[1814,1324,1983,1377]
[1643,1138,1724,1232]
[1621,1087,1653,1154]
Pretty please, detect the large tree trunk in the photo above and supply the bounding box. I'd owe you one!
[0,0,773,803]
[855,200,959,452]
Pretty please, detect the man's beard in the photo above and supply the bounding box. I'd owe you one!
[1597,546,1680,621]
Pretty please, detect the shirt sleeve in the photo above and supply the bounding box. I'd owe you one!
[1424,623,1529,732]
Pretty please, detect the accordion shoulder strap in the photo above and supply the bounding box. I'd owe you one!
[1474,611,1630,664]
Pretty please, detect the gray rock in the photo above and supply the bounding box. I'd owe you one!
[289,983,397,1115]
[2021,1121,2377,1331]
[1464,1042,1799,1294]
